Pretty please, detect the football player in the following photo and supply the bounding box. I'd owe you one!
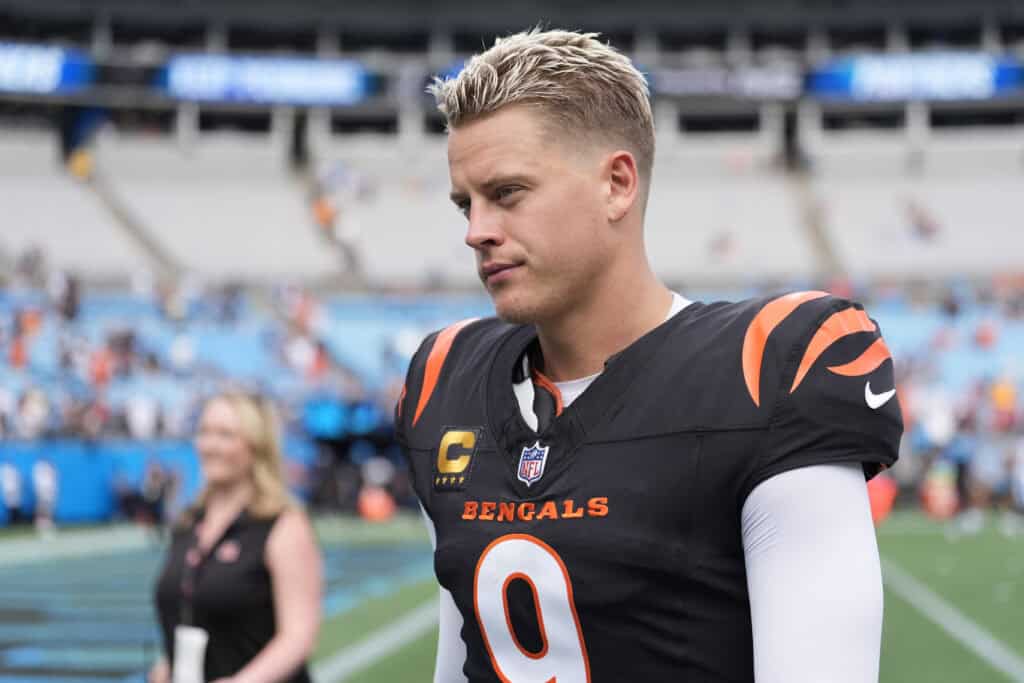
[395,29,902,682]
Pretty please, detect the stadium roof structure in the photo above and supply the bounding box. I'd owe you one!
[0,0,1021,30]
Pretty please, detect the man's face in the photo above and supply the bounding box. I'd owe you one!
[448,105,613,324]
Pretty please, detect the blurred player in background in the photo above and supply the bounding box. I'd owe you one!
[0,461,25,525]
[32,458,58,538]
[396,29,902,682]
[151,392,322,683]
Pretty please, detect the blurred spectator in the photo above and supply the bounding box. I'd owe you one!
[21,308,42,335]
[140,459,171,535]
[991,376,1017,431]
[127,392,160,440]
[7,333,27,370]
[940,290,960,318]
[708,230,735,262]
[15,246,46,287]
[312,192,338,236]
[0,387,13,437]
[32,459,58,538]
[285,330,316,375]
[80,395,110,440]
[109,328,138,378]
[169,330,195,374]
[15,389,50,439]
[974,320,998,350]
[219,282,244,324]
[308,341,331,381]
[89,346,114,388]
[48,270,80,322]
[156,276,200,322]
[0,462,25,524]
[906,198,941,241]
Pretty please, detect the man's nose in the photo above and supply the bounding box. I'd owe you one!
[465,205,505,250]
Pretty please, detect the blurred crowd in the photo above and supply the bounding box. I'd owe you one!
[0,255,396,443]
[865,279,1024,532]
[2,245,1023,525]
[0,249,418,518]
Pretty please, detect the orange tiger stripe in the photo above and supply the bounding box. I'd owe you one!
[790,308,876,394]
[742,291,829,406]
[412,318,478,427]
[827,337,892,377]
[396,383,407,418]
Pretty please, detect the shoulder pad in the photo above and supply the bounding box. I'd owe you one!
[745,291,903,470]
[396,317,512,439]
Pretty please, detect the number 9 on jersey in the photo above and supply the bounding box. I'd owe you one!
[473,534,591,683]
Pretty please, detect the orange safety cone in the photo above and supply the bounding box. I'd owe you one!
[867,472,898,525]
[357,485,396,522]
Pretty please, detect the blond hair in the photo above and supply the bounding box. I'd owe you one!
[429,28,655,184]
[181,392,294,526]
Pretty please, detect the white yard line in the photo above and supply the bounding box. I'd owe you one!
[882,559,1024,682]
[313,599,438,683]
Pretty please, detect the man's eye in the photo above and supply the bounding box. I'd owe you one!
[455,202,470,217]
[495,186,521,201]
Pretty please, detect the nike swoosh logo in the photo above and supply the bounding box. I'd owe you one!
[865,381,896,410]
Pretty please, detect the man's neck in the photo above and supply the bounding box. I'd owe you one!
[535,272,673,382]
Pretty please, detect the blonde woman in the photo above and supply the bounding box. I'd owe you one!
[151,392,321,683]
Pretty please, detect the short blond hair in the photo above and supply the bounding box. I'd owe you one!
[429,28,655,183]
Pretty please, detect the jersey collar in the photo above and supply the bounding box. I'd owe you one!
[486,300,702,464]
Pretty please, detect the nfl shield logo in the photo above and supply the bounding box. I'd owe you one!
[517,441,549,487]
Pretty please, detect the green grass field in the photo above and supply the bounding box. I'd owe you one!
[3,504,1016,681]
[314,510,1024,682]
[877,512,1024,683]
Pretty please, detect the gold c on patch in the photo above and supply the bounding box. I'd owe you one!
[433,427,481,492]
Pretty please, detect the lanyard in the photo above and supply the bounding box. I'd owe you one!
[179,513,239,626]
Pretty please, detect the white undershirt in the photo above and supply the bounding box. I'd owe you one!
[513,292,690,430]
[425,293,882,682]
[555,293,690,406]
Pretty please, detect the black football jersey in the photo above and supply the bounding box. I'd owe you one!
[395,292,902,683]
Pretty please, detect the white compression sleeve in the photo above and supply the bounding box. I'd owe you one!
[742,463,883,683]
[420,505,468,683]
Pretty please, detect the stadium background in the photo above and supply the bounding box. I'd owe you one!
[0,0,1022,680]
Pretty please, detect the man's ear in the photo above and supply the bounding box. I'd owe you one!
[604,150,639,223]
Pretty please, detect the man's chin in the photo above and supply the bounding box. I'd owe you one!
[494,305,534,325]
[491,291,537,325]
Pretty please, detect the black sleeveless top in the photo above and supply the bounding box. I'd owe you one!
[154,509,312,683]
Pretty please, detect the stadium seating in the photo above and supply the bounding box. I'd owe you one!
[95,133,344,281]
[313,137,476,287]
[316,135,814,285]
[10,125,1018,288]
[812,167,1024,279]
[0,132,153,279]
[646,162,816,282]
[809,123,1024,278]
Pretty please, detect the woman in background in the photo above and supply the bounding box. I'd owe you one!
[150,392,322,683]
